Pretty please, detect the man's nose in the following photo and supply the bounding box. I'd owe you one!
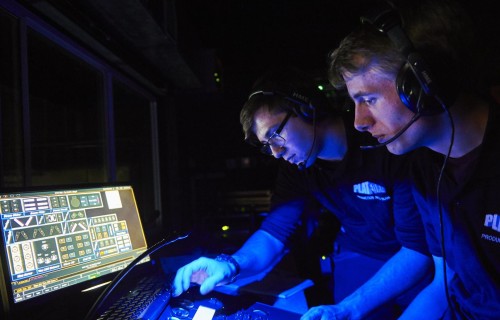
[270,145,285,158]
[354,104,373,132]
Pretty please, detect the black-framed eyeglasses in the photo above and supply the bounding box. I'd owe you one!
[260,111,293,155]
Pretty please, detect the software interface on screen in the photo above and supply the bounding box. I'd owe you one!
[0,185,149,304]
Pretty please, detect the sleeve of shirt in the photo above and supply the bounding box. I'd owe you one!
[260,162,308,246]
[391,158,431,256]
[411,188,443,256]
[409,150,443,256]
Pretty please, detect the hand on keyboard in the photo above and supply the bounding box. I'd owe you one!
[172,257,235,296]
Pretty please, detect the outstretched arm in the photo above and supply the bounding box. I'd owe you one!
[301,247,432,320]
[172,229,284,296]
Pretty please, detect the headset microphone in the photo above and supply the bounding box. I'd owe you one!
[360,111,420,149]
[361,78,425,150]
[297,138,314,170]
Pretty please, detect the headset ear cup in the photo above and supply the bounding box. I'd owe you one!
[287,90,329,121]
[396,63,443,116]
[396,63,421,113]
[295,103,315,120]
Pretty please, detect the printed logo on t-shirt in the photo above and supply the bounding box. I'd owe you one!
[484,213,500,232]
[482,213,500,245]
[353,181,390,201]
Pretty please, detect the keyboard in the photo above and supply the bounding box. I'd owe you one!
[96,275,172,320]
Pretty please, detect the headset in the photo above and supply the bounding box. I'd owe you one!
[359,1,452,150]
[361,2,447,116]
[247,88,331,121]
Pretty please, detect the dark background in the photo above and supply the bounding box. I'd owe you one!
[16,0,500,243]
[176,0,362,91]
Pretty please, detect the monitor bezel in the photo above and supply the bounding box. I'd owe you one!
[0,183,152,318]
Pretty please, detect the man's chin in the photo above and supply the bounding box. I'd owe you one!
[298,157,316,169]
[386,142,416,155]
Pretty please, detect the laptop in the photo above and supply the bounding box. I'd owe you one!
[0,184,304,320]
[0,185,175,320]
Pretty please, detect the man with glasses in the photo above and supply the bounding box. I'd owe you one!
[172,67,431,319]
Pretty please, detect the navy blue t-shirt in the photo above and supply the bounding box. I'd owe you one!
[410,101,500,319]
[260,114,429,261]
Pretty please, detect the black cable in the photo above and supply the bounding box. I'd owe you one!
[84,232,191,320]
[435,95,455,317]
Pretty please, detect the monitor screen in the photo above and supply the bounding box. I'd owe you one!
[0,185,149,308]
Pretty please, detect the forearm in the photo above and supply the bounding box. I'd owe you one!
[399,256,452,319]
[398,284,447,319]
[173,229,285,296]
[338,247,432,319]
[232,229,285,277]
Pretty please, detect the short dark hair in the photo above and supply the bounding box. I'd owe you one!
[240,91,293,144]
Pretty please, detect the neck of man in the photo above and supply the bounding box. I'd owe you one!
[317,117,348,161]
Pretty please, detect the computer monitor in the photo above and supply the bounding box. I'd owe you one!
[0,185,150,317]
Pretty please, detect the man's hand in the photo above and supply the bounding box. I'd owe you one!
[172,257,233,297]
[300,304,353,320]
